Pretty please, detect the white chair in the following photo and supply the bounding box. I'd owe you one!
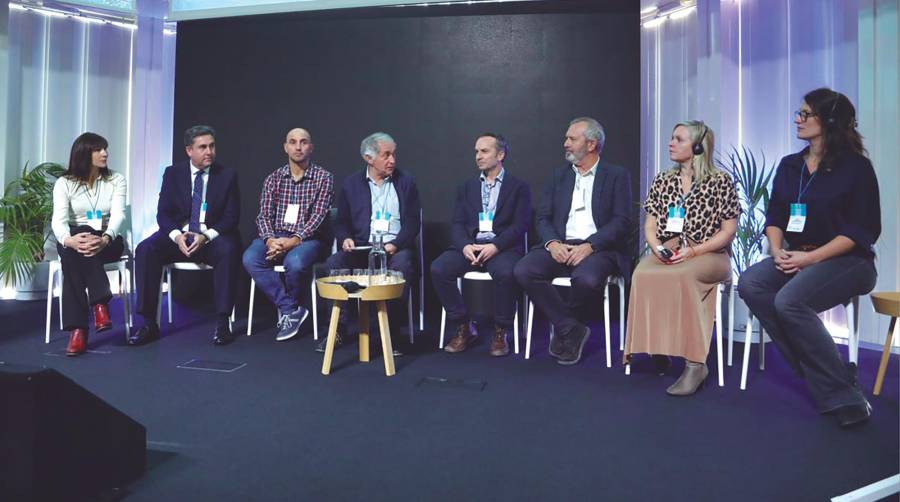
[624,281,731,387]
[44,257,133,343]
[739,295,859,390]
[158,262,235,329]
[438,272,525,354]
[525,275,626,368]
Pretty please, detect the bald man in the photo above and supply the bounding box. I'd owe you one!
[242,128,335,341]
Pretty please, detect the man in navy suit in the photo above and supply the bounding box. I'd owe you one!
[514,117,632,365]
[432,133,531,356]
[316,132,421,355]
[129,125,242,346]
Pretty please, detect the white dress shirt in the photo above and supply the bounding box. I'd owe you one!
[52,171,127,244]
[168,163,219,242]
[564,159,599,241]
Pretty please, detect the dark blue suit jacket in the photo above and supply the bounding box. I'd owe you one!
[156,160,241,238]
[335,168,421,250]
[536,160,633,277]
[450,173,531,253]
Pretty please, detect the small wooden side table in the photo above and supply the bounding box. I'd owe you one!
[316,276,405,377]
[870,292,900,395]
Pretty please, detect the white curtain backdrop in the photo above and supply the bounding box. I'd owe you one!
[640,0,899,347]
[4,1,175,254]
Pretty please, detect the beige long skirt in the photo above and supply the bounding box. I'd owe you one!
[623,250,732,364]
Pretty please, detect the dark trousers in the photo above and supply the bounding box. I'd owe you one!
[56,225,125,331]
[738,255,877,412]
[431,249,521,329]
[323,248,415,329]
[134,231,241,325]
[514,248,618,335]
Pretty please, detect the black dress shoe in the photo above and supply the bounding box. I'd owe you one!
[213,325,236,346]
[127,325,159,346]
[836,401,872,428]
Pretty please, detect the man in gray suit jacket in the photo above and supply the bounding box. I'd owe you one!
[514,117,632,365]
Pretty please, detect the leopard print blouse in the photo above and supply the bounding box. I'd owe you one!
[643,168,741,248]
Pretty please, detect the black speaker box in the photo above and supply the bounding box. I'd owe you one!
[0,363,146,501]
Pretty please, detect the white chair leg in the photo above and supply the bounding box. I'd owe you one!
[45,264,55,344]
[728,283,735,366]
[229,306,235,331]
[246,279,256,336]
[58,272,63,329]
[166,266,173,323]
[715,284,724,387]
[439,307,447,349]
[618,279,625,352]
[847,297,859,364]
[603,281,612,368]
[311,279,319,341]
[525,300,534,359]
[419,272,425,331]
[120,267,131,338]
[759,327,766,370]
[740,313,754,390]
[513,304,519,354]
[407,289,414,344]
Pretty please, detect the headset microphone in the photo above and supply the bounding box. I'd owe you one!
[826,90,840,125]
[692,123,708,156]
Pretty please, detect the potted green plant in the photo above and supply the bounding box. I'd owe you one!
[717,146,777,277]
[0,162,66,298]
[717,146,777,341]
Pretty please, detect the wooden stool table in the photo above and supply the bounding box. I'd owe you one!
[316,276,406,376]
[870,292,900,395]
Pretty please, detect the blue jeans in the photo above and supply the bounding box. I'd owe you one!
[242,238,323,314]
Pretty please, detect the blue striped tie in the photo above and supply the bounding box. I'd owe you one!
[187,170,205,244]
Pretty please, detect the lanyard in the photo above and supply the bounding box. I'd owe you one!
[481,179,499,213]
[797,165,817,202]
[79,180,103,214]
[371,178,392,216]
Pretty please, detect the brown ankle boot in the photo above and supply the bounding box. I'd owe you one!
[444,321,477,353]
[490,327,510,357]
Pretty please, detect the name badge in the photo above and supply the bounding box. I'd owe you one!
[284,204,300,224]
[478,211,494,232]
[86,209,103,231]
[665,206,685,233]
[199,201,208,224]
[372,211,391,233]
[787,203,807,232]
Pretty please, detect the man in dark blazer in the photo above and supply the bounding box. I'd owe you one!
[514,117,632,366]
[432,133,531,357]
[316,132,421,355]
[129,125,242,346]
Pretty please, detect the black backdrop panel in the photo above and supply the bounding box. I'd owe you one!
[173,1,639,318]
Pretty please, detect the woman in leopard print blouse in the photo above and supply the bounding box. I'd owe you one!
[624,120,740,396]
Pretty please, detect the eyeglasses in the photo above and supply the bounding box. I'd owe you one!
[794,110,816,122]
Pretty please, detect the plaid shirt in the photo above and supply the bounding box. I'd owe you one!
[256,163,334,241]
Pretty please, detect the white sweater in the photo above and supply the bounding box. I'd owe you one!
[51,171,127,243]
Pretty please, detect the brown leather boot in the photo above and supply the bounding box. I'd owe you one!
[490,327,510,357]
[444,321,477,353]
[66,329,88,356]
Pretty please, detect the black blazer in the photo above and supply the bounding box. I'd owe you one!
[450,173,532,253]
[156,160,241,237]
[536,161,633,277]
[334,167,421,250]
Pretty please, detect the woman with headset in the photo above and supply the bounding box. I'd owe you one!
[623,120,740,396]
[739,88,881,428]
[51,132,127,356]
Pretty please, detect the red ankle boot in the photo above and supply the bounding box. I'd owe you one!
[66,329,88,356]
[93,304,112,332]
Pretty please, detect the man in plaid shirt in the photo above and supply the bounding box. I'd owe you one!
[242,128,334,341]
